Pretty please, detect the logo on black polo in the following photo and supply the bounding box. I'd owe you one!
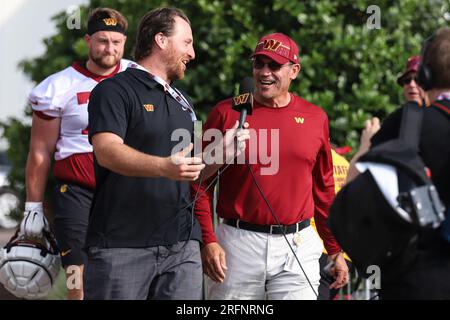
[143,104,154,112]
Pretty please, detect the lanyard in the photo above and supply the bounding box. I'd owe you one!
[131,63,197,121]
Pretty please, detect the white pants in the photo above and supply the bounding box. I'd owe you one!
[207,223,323,300]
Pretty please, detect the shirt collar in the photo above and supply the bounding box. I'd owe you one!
[72,61,121,82]
[126,66,159,90]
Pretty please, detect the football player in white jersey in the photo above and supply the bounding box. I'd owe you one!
[20,7,133,300]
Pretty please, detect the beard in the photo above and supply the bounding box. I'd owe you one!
[164,44,185,82]
[89,51,122,69]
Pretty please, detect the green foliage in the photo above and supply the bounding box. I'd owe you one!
[0,118,30,203]
[45,268,68,300]
[0,113,56,218]
[1,0,448,202]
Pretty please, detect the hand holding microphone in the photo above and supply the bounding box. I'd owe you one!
[220,77,254,163]
[222,120,250,163]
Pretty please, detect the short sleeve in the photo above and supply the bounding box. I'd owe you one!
[28,76,64,118]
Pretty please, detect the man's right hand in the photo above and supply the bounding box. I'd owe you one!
[163,143,205,181]
[201,242,227,283]
[359,117,380,152]
[19,202,50,238]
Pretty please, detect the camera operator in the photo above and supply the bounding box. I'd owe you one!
[364,28,450,299]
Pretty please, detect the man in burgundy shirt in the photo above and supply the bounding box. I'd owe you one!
[193,33,348,300]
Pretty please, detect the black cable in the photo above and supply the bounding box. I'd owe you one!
[245,162,319,298]
[184,162,234,242]
[181,163,232,211]
[184,168,205,250]
[170,135,318,298]
[183,137,319,298]
[170,163,233,253]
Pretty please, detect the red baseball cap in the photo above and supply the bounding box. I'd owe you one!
[252,33,300,65]
[397,55,421,86]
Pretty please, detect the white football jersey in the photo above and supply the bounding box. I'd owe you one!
[29,59,135,160]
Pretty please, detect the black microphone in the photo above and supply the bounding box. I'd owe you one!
[232,77,254,129]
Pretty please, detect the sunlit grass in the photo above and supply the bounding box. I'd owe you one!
[45,267,67,300]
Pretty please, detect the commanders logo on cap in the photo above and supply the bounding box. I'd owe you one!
[263,39,282,52]
[256,38,292,60]
[253,33,300,64]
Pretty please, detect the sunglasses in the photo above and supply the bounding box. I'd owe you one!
[400,75,418,86]
[253,58,293,71]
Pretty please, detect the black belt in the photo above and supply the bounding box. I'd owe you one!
[223,219,310,235]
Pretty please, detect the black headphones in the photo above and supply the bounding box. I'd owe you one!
[417,33,436,91]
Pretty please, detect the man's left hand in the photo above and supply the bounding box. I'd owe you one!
[222,121,250,163]
[328,252,349,289]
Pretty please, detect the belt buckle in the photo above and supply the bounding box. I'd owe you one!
[269,224,287,234]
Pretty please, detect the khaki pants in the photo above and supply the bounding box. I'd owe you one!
[207,223,323,300]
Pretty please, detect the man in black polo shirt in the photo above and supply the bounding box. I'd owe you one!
[84,7,205,300]
[354,28,450,299]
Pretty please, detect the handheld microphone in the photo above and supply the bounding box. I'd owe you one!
[232,77,254,129]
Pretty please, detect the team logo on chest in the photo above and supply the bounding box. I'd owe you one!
[294,116,305,124]
[143,104,154,112]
